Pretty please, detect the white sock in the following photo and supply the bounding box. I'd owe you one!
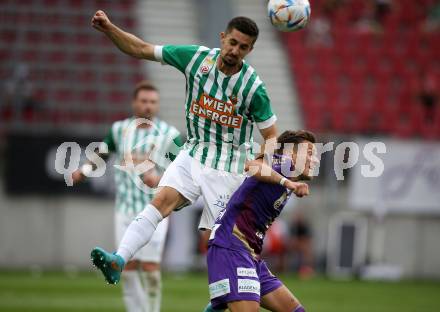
[117,204,164,263]
[140,270,162,312]
[122,271,148,312]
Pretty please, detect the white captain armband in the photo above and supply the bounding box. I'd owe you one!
[279,177,287,187]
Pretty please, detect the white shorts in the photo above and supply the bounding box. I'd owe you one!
[158,150,245,230]
[115,212,169,263]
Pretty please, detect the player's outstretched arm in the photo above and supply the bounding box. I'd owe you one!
[72,169,86,185]
[71,151,110,185]
[72,129,115,186]
[245,158,309,198]
[91,10,156,60]
[258,124,278,157]
[142,166,162,188]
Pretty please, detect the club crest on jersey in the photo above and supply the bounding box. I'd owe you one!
[199,57,215,75]
[200,65,210,74]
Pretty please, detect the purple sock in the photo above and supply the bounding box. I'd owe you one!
[293,306,305,312]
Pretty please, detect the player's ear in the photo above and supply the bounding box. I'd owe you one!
[220,31,226,42]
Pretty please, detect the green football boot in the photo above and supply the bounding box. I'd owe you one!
[90,247,125,285]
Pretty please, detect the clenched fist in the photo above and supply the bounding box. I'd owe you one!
[285,180,310,198]
[91,10,112,32]
[72,169,86,185]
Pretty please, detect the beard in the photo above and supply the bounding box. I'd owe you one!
[136,113,153,121]
[222,54,238,67]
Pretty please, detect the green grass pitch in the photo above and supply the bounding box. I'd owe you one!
[0,271,438,311]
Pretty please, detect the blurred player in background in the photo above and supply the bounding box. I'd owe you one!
[207,130,318,312]
[290,211,314,279]
[262,219,289,273]
[72,81,182,312]
[89,10,283,291]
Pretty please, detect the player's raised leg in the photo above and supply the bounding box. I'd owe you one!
[91,186,188,284]
[258,226,305,312]
[261,285,304,312]
[116,186,187,261]
[90,247,125,284]
[227,300,259,312]
[203,303,224,312]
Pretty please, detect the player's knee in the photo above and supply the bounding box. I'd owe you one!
[151,187,187,216]
[124,260,138,270]
[150,192,173,216]
[121,271,139,294]
[144,270,161,293]
[150,195,166,213]
[140,261,160,272]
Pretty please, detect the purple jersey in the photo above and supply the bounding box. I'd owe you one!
[209,154,293,258]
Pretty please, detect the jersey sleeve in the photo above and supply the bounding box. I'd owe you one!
[103,126,116,153]
[165,128,184,162]
[149,127,183,169]
[154,45,200,73]
[249,83,277,130]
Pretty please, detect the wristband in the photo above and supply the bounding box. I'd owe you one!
[279,177,287,187]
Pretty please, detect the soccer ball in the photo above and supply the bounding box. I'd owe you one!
[268,0,311,32]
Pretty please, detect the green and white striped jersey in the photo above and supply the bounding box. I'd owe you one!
[104,117,182,215]
[154,45,277,174]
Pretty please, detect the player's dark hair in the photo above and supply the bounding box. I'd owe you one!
[225,16,259,42]
[133,80,158,98]
[276,130,316,154]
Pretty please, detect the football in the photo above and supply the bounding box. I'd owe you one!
[268,0,311,32]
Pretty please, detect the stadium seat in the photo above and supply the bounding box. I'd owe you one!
[283,1,438,137]
[0,0,142,126]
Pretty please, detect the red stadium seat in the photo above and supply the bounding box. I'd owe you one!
[80,90,99,103]
[47,51,67,64]
[67,0,84,8]
[282,1,438,137]
[21,50,40,63]
[0,30,17,43]
[108,91,127,105]
[103,72,122,84]
[75,71,97,84]
[54,89,74,103]
[0,50,11,63]
[0,0,142,127]
[74,52,94,64]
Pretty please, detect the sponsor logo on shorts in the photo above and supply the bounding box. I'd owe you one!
[213,199,227,209]
[209,278,230,299]
[238,279,260,295]
[213,194,231,210]
[237,268,258,278]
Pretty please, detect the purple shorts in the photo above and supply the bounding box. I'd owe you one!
[207,244,283,310]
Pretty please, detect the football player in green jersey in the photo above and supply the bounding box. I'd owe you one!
[89,13,285,311]
[73,81,182,312]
